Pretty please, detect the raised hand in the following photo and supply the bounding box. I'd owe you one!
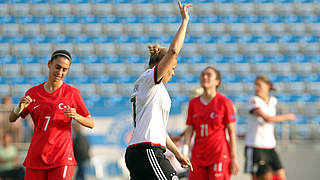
[64,105,79,120]
[287,113,296,121]
[19,96,34,109]
[178,0,192,21]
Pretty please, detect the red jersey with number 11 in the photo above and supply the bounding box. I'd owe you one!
[186,92,236,167]
[20,82,90,169]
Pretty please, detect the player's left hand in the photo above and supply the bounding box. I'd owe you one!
[176,154,193,171]
[64,105,80,120]
[230,158,239,175]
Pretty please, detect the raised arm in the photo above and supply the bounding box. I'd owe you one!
[252,108,296,123]
[9,95,34,123]
[156,0,191,82]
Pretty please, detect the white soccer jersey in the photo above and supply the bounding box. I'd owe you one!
[128,66,171,149]
[245,95,277,149]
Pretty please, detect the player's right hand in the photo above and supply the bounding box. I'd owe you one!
[176,154,193,171]
[178,0,192,21]
[287,113,296,121]
[19,96,34,108]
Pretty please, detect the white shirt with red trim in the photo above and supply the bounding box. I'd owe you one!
[128,66,171,149]
[245,95,277,149]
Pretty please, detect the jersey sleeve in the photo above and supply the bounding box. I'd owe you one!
[73,89,90,117]
[186,100,194,126]
[138,66,161,92]
[223,98,236,124]
[248,96,264,112]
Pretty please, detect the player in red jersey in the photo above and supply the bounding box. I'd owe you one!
[183,66,239,180]
[8,50,94,180]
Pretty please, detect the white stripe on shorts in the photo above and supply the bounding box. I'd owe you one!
[245,147,253,173]
[146,149,167,180]
[218,162,222,172]
[62,165,68,178]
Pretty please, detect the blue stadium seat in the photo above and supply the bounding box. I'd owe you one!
[181,56,206,63]
[303,74,320,82]
[0,16,16,24]
[32,36,51,44]
[39,16,58,24]
[30,0,48,4]
[113,75,137,83]
[122,56,144,64]
[97,83,118,97]
[22,63,43,77]
[292,115,308,125]
[102,96,130,107]
[222,74,241,83]
[0,85,10,97]
[10,4,30,17]
[11,84,32,97]
[3,64,21,77]
[33,44,54,57]
[0,77,7,84]
[27,76,47,85]
[100,56,123,64]
[67,63,85,77]
[2,24,20,36]
[310,115,320,124]
[93,76,114,84]
[52,35,72,43]
[69,76,93,84]
[116,83,133,96]
[96,44,116,56]
[75,84,97,98]
[86,63,106,76]
[0,56,17,64]
[0,36,9,43]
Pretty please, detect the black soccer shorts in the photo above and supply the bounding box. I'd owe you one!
[125,145,179,180]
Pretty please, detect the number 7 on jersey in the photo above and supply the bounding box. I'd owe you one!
[44,116,51,131]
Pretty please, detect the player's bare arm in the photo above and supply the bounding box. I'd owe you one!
[64,105,94,129]
[156,0,191,82]
[252,108,296,123]
[9,95,34,123]
[166,133,193,171]
[182,125,194,156]
[227,122,239,175]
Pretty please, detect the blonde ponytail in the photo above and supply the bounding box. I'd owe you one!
[147,44,168,68]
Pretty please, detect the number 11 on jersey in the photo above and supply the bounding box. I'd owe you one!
[200,124,208,137]
[44,116,51,131]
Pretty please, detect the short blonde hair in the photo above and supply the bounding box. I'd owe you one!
[255,74,276,91]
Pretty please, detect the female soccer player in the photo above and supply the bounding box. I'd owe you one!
[9,50,94,180]
[183,66,239,180]
[125,1,192,179]
[244,75,296,180]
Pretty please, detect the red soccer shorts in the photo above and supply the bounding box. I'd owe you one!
[189,161,231,180]
[24,165,75,180]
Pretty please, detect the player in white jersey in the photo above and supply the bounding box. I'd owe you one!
[125,1,192,179]
[244,75,296,180]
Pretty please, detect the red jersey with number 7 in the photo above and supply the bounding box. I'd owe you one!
[20,82,90,169]
[186,92,236,167]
